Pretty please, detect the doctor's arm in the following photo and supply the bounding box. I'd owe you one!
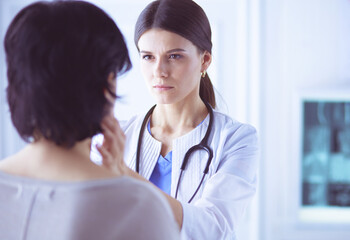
[179,124,259,239]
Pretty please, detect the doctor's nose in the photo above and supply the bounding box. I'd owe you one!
[153,59,169,78]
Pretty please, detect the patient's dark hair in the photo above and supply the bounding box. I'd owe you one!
[4,0,131,147]
[134,0,216,108]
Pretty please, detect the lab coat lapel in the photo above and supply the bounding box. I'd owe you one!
[171,118,210,202]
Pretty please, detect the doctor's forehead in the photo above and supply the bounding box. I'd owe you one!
[137,28,197,53]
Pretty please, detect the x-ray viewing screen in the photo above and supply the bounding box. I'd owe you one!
[302,101,350,207]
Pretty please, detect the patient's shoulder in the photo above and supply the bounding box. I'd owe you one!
[76,177,180,239]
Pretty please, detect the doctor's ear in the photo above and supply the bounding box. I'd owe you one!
[201,51,212,73]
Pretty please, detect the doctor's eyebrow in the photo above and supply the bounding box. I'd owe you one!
[139,48,187,54]
[166,48,186,53]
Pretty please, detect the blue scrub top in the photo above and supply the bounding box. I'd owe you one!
[148,121,172,194]
[148,118,206,195]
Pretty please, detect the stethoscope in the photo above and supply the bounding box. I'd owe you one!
[136,101,214,203]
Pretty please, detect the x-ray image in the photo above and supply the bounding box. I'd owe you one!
[302,101,350,207]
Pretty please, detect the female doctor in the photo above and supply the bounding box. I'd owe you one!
[97,0,259,239]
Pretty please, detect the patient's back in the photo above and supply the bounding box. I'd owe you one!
[0,172,179,240]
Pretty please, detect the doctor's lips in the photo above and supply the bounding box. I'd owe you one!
[153,84,174,91]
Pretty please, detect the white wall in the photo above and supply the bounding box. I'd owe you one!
[260,0,350,239]
[0,0,3,159]
[0,0,30,159]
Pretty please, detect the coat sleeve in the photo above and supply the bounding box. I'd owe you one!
[180,124,259,240]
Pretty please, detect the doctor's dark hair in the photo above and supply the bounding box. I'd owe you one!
[4,1,131,147]
[134,0,216,108]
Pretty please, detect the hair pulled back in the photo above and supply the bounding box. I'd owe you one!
[134,0,216,108]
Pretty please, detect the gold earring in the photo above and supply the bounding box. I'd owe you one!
[201,71,206,78]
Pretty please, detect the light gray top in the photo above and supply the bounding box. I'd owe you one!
[0,171,180,240]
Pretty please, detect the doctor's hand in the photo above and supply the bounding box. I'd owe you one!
[96,116,128,176]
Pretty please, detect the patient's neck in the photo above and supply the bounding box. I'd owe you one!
[31,137,92,163]
[0,137,117,181]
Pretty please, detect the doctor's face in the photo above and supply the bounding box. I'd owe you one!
[137,28,210,105]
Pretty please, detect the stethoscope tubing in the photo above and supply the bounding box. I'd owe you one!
[136,102,214,203]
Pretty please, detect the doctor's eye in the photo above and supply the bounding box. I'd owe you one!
[141,55,154,60]
[169,54,182,60]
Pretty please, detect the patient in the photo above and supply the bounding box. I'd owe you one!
[0,1,179,239]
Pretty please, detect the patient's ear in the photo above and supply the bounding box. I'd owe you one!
[107,72,116,94]
[104,72,117,115]
[105,72,116,97]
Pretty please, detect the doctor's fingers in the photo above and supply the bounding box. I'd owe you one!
[101,116,125,141]
[97,144,123,175]
[101,118,125,159]
[101,124,125,157]
[101,118,125,145]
